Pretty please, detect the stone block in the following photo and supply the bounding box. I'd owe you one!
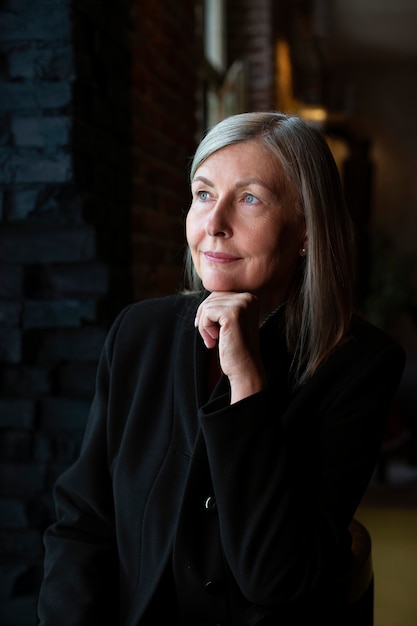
[35,326,105,362]
[0,112,10,146]
[0,0,70,42]
[8,44,74,81]
[0,300,21,328]
[0,365,50,397]
[7,45,39,80]
[7,184,84,222]
[23,299,96,329]
[0,430,35,462]
[0,80,72,111]
[5,188,39,221]
[32,432,51,464]
[11,115,71,148]
[29,262,108,297]
[0,329,21,363]
[0,499,27,529]
[0,528,43,560]
[0,463,45,498]
[0,223,96,264]
[58,361,97,399]
[40,396,90,432]
[0,400,35,429]
[0,148,72,184]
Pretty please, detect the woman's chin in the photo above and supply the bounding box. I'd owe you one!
[202,278,240,293]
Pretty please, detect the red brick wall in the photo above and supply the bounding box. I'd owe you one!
[130,0,198,300]
[227,0,276,112]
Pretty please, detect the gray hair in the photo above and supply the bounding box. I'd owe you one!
[184,111,356,387]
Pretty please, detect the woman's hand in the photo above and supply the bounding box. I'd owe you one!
[195,292,267,403]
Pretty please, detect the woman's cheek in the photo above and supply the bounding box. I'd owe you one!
[186,212,202,249]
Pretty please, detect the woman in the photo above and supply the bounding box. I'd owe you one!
[37,112,405,625]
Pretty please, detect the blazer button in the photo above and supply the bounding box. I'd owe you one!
[204,495,217,513]
[204,579,223,594]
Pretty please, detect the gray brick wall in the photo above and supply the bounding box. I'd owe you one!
[0,0,127,623]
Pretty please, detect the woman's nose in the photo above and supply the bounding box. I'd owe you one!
[205,201,231,237]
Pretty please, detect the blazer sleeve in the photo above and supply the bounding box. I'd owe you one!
[198,329,405,607]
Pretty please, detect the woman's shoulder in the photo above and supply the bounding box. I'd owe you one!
[328,313,407,381]
[124,291,201,317]
[350,314,405,356]
[96,292,204,362]
[304,315,406,393]
[107,291,204,340]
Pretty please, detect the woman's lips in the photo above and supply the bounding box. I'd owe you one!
[203,251,240,264]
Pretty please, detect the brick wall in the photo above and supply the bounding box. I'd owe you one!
[0,1,102,623]
[227,0,275,112]
[130,0,197,300]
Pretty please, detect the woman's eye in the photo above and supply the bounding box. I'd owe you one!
[197,190,210,201]
[244,193,257,204]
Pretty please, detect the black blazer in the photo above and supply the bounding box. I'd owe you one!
[37,293,405,625]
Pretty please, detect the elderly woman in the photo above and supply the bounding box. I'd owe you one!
[37,112,405,625]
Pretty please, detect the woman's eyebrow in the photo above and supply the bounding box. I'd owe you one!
[191,175,213,186]
[236,177,269,188]
[192,175,273,191]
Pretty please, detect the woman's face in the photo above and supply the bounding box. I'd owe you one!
[186,140,306,313]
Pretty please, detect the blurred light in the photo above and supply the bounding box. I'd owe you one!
[298,105,328,122]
